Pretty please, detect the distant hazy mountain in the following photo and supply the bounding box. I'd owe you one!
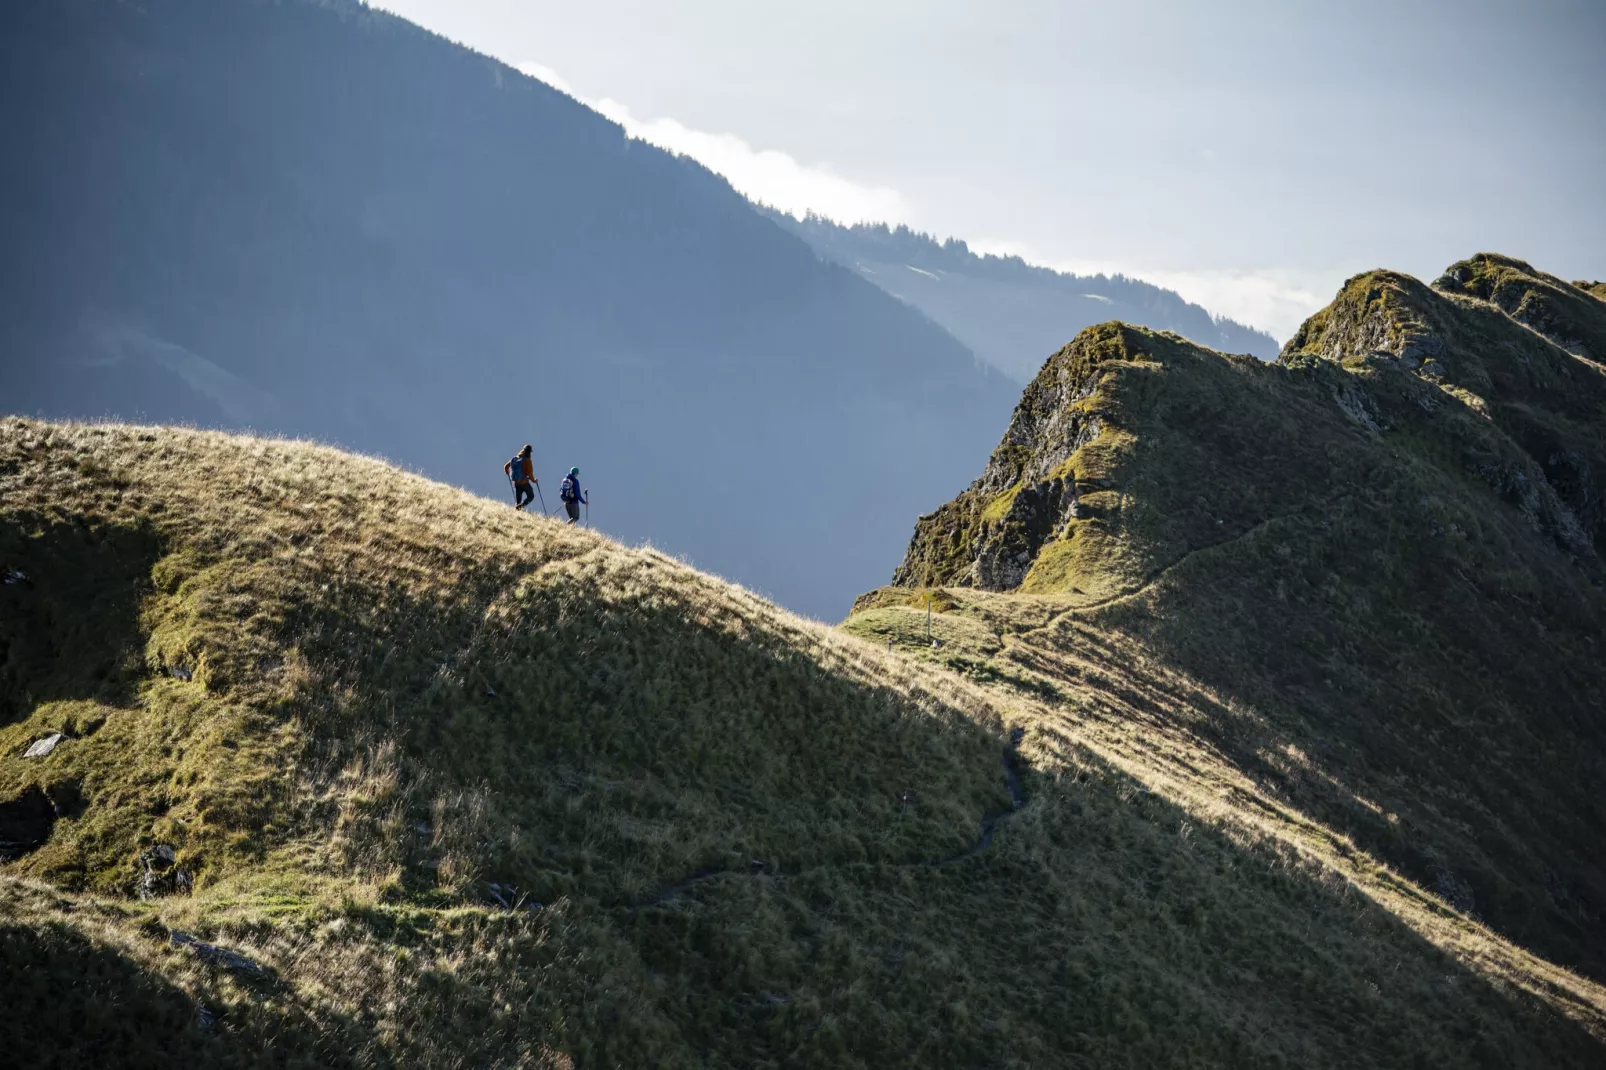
[0,0,1017,620]
[769,212,1281,380]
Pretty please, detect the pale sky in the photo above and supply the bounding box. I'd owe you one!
[375,0,1604,339]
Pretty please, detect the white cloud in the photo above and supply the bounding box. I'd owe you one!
[516,62,910,226]
[968,239,1329,341]
[515,61,1326,339]
[516,62,575,98]
[1139,269,1327,342]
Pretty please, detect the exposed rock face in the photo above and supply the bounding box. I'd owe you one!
[892,257,1606,595]
[891,326,1112,589]
[136,843,193,900]
[1289,259,1606,558]
[1436,253,1606,366]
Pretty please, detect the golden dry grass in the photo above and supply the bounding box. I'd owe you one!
[876,268,1606,990]
[3,416,1604,1066]
[847,587,1606,1037]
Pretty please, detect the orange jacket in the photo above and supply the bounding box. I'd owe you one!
[504,455,534,483]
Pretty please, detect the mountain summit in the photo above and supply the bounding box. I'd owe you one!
[855,255,1606,983]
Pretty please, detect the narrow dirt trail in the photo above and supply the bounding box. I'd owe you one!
[933,726,1027,866]
[620,513,1306,912]
[622,727,1029,912]
[1003,510,1297,652]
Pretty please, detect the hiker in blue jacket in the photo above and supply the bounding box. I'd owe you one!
[559,467,587,525]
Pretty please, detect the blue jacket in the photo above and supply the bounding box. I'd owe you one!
[505,455,534,483]
[562,474,586,504]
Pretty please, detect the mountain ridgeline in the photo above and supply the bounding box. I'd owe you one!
[857,254,1606,982]
[769,211,1282,379]
[0,0,1017,620]
[5,1,1606,1062]
[5,411,1606,1067]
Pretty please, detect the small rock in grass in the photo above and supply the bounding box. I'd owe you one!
[23,733,64,759]
[136,844,189,900]
[170,931,267,978]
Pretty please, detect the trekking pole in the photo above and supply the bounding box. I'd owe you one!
[506,472,515,507]
[534,481,548,515]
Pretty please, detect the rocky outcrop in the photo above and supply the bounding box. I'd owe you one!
[136,843,194,900]
[891,325,1119,589]
[888,256,1606,595]
[1435,253,1606,365]
[1287,259,1606,558]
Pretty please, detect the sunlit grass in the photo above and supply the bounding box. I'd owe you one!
[2,416,1603,1066]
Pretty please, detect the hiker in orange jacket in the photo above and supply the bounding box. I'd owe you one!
[504,444,539,511]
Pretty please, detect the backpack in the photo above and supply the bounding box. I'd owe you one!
[508,455,526,482]
[560,475,577,503]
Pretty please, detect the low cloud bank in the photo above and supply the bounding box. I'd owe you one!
[518,62,909,226]
[519,61,1328,341]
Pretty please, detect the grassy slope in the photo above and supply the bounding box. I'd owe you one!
[851,258,1606,1043]
[3,418,1605,1067]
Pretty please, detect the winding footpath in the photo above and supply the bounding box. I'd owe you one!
[623,726,1029,912]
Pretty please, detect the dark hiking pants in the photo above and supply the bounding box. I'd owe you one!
[514,481,535,509]
[565,500,580,524]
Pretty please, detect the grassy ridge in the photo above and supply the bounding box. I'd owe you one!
[0,424,1004,902]
[856,257,1606,1026]
[3,417,1605,1066]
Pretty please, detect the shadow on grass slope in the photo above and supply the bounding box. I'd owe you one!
[0,417,1601,1066]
